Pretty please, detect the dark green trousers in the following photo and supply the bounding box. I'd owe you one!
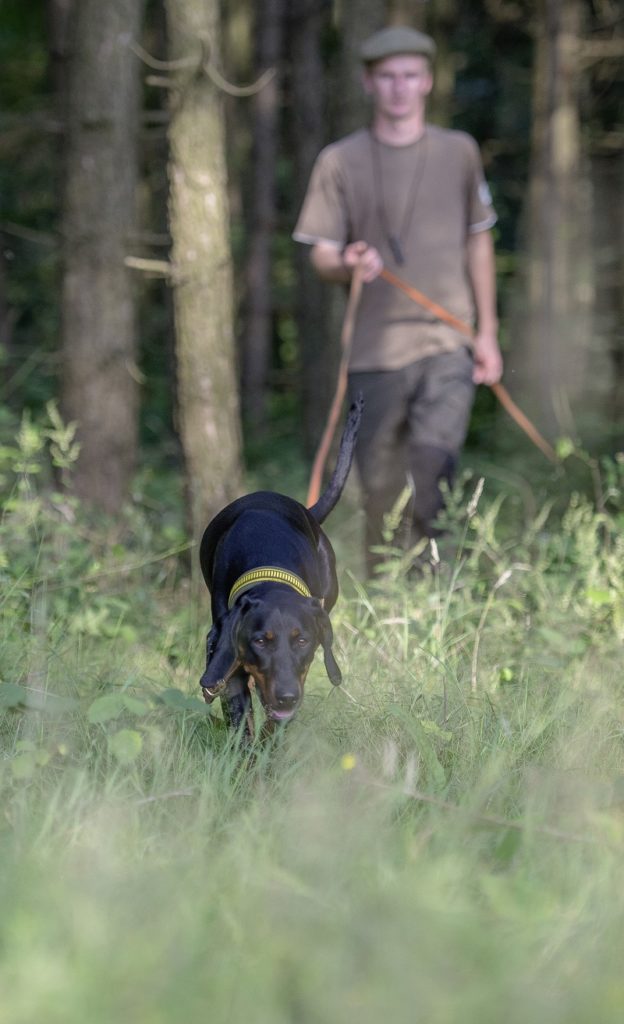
[348,347,475,575]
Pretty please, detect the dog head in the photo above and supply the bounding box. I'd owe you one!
[200,590,341,721]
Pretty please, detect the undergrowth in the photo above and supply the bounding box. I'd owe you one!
[2,409,624,1022]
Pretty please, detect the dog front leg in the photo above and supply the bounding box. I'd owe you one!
[221,672,252,737]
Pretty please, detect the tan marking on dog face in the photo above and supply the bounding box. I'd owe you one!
[244,664,270,702]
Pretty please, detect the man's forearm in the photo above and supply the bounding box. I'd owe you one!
[466,230,498,333]
[311,243,351,283]
[467,229,503,384]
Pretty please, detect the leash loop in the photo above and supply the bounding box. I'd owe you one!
[306,262,557,506]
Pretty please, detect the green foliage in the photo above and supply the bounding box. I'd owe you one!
[0,405,188,666]
[2,441,624,1020]
[107,728,143,765]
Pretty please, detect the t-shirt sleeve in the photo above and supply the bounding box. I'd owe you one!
[293,147,349,248]
[465,137,497,234]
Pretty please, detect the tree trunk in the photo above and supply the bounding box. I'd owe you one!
[509,0,593,438]
[46,0,73,110]
[592,149,624,432]
[61,0,144,512]
[289,0,335,457]
[427,0,457,128]
[294,0,385,459]
[332,0,386,136]
[389,0,454,126]
[386,0,426,31]
[166,0,243,541]
[0,235,17,391]
[240,0,283,435]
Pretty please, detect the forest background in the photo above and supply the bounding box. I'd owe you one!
[1,0,623,539]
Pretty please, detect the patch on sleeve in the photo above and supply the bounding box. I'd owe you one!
[479,180,493,207]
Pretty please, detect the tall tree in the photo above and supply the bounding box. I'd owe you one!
[333,0,386,135]
[240,0,284,434]
[289,0,335,457]
[593,149,624,427]
[509,0,593,437]
[427,0,458,127]
[166,0,242,540]
[294,0,386,458]
[46,0,73,109]
[0,238,15,389]
[583,19,624,429]
[61,0,145,511]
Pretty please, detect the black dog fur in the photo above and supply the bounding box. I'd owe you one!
[199,396,362,732]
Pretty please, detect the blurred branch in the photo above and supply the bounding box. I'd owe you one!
[1,221,57,248]
[146,74,176,89]
[131,40,195,70]
[202,59,276,98]
[124,256,172,277]
[132,37,277,97]
[579,37,624,64]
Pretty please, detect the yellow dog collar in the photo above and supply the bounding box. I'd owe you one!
[228,566,312,609]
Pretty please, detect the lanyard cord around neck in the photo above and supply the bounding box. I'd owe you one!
[369,128,428,266]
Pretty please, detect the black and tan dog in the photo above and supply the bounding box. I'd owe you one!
[199,397,362,734]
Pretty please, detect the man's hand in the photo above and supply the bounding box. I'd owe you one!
[472,330,503,386]
[311,240,382,283]
[342,241,384,282]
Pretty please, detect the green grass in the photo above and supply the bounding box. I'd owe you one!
[2,428,624,1022]
[2,628,624,1023]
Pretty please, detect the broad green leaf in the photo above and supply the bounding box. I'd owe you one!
[0,683,27,708]
[87,693,126,724]
[158,688,191,709]
[420,719,453,742]
[122,695,148,716]
[157,688,212,714]
[108,729,143,764]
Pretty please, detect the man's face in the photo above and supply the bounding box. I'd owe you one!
[363,54,433,121]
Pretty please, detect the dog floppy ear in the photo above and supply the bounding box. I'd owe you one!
[313,604,342,686]
[199,606,242,700]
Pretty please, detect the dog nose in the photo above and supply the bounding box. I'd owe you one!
[275,688,299,709]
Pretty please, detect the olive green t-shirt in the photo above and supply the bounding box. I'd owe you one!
[293,126,496,371]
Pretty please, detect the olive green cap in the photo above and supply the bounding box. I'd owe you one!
[360,26,436,64]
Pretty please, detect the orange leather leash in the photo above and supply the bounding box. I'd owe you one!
[380,268,558,464]
[380,267,473,338]
[306,268,364,507]
[306,266,557,506]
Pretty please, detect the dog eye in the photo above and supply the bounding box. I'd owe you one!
[253,636,266,648]
[296,636,309,647]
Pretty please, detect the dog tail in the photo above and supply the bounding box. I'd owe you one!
[309,393,363,524]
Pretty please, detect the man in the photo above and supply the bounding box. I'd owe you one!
[294,25,503,575]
